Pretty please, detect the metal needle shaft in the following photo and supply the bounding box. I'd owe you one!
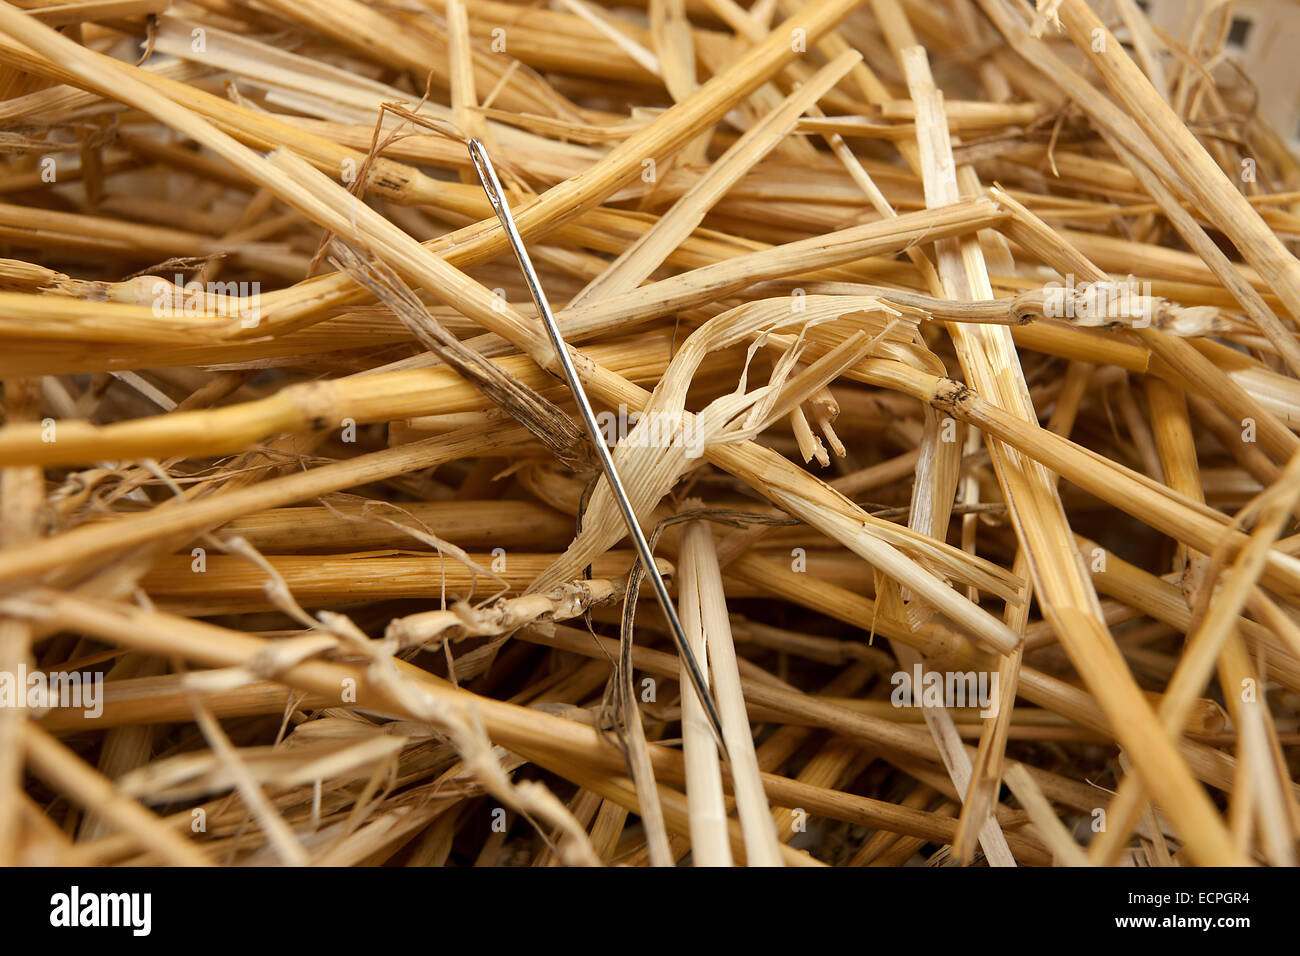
[467,139,729,752]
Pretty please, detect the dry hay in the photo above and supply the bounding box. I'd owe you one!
[0,0,1296,867]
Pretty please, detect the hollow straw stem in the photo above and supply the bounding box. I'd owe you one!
[680,519,783,866]
[676,519,733,866]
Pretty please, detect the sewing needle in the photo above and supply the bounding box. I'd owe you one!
[467,138,729,754]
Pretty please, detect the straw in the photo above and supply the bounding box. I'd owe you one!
[2,0,1298,868]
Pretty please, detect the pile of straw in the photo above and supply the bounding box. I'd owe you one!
[0,0,1297,867]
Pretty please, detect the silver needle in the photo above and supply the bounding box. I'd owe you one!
[467,138,728,752]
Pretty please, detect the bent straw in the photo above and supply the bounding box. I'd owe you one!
[467,137,727,751]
